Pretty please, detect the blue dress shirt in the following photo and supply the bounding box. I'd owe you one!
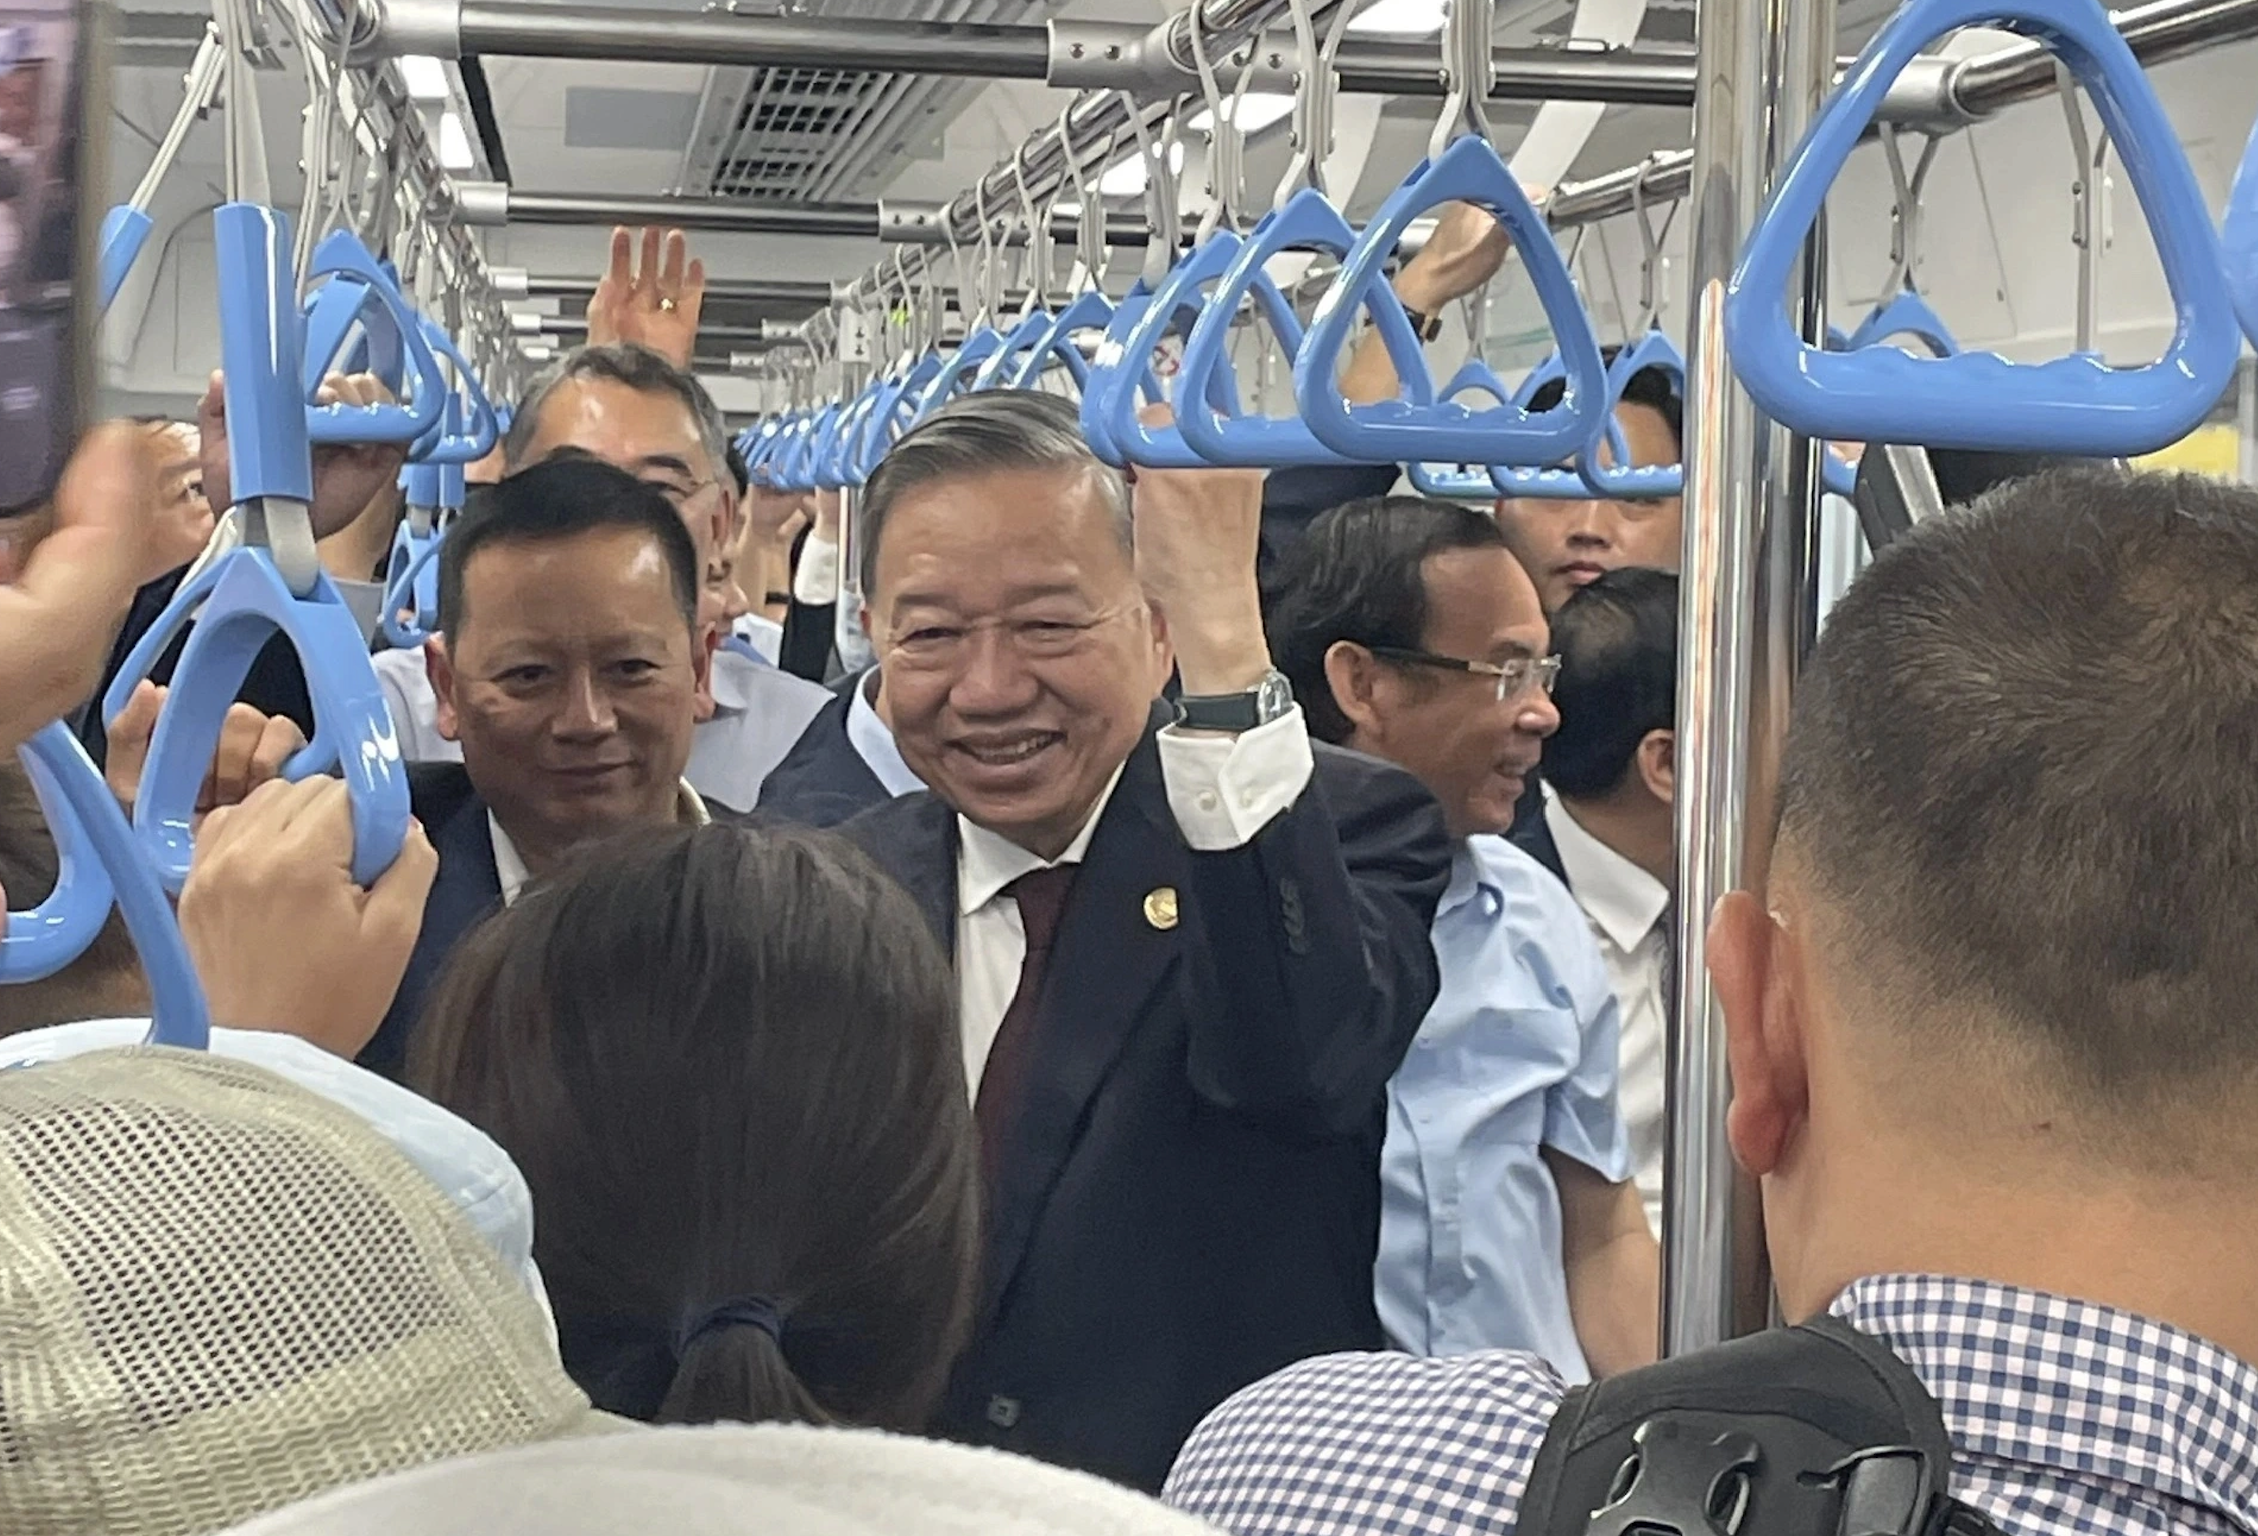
[1375,834,1630,1379]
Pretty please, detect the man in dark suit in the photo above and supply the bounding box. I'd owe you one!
[761,464,1396,830]
[361,456,719,1079]
[756,666,923,827]
[834,391,1451,1493]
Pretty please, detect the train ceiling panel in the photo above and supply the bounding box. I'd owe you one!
[674,0,1062,204]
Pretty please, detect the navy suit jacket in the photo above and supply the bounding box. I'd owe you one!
[1509,785,1569,887]
[359,763,502,1081]
[836,719,1451,1492]
[360,763,753,1080]
[754,676,889,829]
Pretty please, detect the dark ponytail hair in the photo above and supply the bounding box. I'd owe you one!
[412,823,980,1431]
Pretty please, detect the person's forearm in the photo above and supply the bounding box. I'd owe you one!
[1568,1228,1661,1378]
[1336,264,1461,407]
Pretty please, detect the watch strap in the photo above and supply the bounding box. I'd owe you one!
[1174,670,1294,733]
[1401,305,1445,343]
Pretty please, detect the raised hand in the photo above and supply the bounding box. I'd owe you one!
[1129,405,1270,700]
[586,226,706,369]
[197,370,412,540]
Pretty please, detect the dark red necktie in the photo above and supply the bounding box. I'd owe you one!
[975,865,1078,1182]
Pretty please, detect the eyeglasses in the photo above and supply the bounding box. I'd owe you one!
[1368,646,1563,704]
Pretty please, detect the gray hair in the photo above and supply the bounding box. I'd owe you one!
[505,343,731,482]
[858,391,1132,599]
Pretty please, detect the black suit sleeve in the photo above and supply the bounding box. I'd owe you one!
[73,568,317,767]
[777,525,836,683]
[1177,741,1451,1136]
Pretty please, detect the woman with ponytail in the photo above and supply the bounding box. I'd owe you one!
[411,823,980,1431]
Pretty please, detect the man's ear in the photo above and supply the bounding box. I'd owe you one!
[1639,727,1676,807]
[1322,640,1391,749]
[1711,891,1811,1179]
[692,626,718,724]
[425,636,460,742]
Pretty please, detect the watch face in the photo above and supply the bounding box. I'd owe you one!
[1258,670,1295,721]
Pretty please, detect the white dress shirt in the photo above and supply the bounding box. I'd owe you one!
[1542,787,1670,1239]
[491,779,711,908]
[953,709,1316,1098]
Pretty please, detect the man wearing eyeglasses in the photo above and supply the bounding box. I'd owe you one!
[1266,495,1660,1381]
[373,344,828,812]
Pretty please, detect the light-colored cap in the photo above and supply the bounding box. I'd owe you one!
[0,1048,618,1536]
[0,1020,547,1308]
[218,1422,1222,1536]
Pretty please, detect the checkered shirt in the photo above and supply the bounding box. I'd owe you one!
[1163,1274,2258,1536]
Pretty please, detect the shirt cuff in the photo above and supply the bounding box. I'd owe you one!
[793,532,840,606]
[1158,707,1317,851]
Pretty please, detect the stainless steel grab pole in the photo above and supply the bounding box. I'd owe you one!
[458,4,1054,77]
[442,2,1702,107]
[1667,0,1835,1355]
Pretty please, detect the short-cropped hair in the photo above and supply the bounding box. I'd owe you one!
[1523,345,1683,455]
[505,343,730,480]
[439,457,701,639]
[1544,568,1679,798]
[1264,496,1512,746]
[1778,466,2258,1133]
[858,391,1131,599]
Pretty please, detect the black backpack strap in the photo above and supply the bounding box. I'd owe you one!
[1514,1317,2001,1536]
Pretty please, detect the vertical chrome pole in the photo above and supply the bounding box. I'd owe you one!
[1666,0,1836,1354]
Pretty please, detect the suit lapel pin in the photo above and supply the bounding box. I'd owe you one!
[1143,887,1179,932]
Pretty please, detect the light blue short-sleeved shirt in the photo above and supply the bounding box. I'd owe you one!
[1376,834,1630,1380]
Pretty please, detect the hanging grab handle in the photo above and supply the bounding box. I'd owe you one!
[1575,330,1687,499]
[381,518,444,650]
[1097,233,1285,468]
[409,317,502,466]
[98,207,156,313]
[300,230,447,445]
[1077,278,1166,466]
[1725,0,2238,456]
[1294,135,1609,467]
[1408,360,1518,500]
[1003,289,1116,391]
[1177,188,1424,468]
[2219,111,2258,350]
[1486,352,1635,499]
[5,725,210,1048]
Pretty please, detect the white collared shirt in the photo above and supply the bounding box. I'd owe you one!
[490,779,711,908]
[845,667,924,798]
[952,708,1316,1098]
[1542,787,1670,1239]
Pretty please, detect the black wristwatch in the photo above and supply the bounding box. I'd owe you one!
[1401,305,1445,342]
[1174,670,1296,733]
